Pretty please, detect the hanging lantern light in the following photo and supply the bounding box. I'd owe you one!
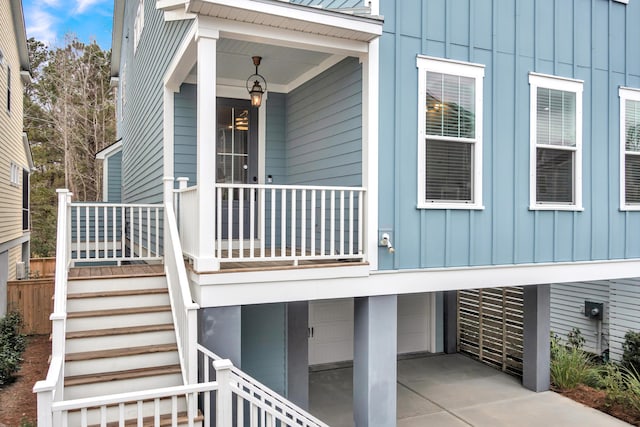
[246,56,267,108]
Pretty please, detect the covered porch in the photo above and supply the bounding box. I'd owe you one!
[160,0,383,273]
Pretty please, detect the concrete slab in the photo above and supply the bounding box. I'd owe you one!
[309,354,632,427]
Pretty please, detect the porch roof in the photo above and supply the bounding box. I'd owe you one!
[165,0,383,42]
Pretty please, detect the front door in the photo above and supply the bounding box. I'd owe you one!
[216,98,258,240]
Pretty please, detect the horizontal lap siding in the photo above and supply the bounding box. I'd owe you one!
[550,281,610,356]
[107,151,122,203]
[286,58,362,187]
[609,278,640,361]
[0,2,28,245]
[379,0,640,271]
[120,0,192,204]
[266,93,287,185]
[174,83,197,185]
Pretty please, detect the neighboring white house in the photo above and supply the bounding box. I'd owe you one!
[0,0,32,317]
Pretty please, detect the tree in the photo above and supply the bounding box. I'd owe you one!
[24,36,115,256]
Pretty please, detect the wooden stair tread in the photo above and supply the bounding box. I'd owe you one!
[87,411,204,427]
[65,365,182,386]
[67,324,175,340]
[67,343,178,361]
[68,288,168,299]
[67,305,171,318]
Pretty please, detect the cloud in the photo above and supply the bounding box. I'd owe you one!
[74,0,106,14]
[25,8,58,45]
[39,0,61,6]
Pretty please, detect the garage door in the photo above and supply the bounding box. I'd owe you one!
[309,294,433,365]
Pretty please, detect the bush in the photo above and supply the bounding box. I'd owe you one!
[622,331,640,374]
[621,365,640,413]
[0,312,26,385]
[551,335,598,390]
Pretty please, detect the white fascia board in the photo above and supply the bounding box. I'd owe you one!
[95,140,123,160]
[164,22,198,92]
[111,0,125,77]
[157,0,186,10]
[193,259,640,307]
[201,16,368,56]
[286,54,346,92]
[191,0,382,38]
[22,134,34,171]
[10,0,30,73]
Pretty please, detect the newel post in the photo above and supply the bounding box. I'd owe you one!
[34,383,53,427]
[213,359,234,426]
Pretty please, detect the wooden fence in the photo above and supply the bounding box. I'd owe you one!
[458,287,524,377]
[30,257,56,278]
[7,278,54,335]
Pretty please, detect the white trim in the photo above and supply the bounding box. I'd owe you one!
[102,158,109,201]
[363,38,379,270]
[619,86,640,210]
[194,258,640,307]
[95,140,123,160]
[528,72,584,211]
[416,56,485,210]
[163,88,175,179]
[286,55,346,92]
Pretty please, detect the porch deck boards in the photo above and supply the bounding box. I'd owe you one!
[215,248,366,272]
[69,264,165,279]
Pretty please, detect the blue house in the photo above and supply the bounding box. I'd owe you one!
[35,0,640,425]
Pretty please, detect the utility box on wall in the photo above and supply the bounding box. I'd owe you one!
[584,301,604,321]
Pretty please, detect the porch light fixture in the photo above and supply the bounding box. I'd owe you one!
[246,56,267,108]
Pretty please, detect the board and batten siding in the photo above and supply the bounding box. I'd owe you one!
[378,0,640,271]
[609,278,640,361]
[0,1,28,246]
[550,281,610,356]
[286,57,362,187]
[119,0,193,204]
[106,151,122,203]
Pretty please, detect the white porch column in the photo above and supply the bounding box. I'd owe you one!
[196,32,219,271]
[362,38,380,271]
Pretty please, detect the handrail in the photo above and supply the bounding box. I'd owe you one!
[198,345,329,427]
[34,189,72,427]
[163,178,200,385]
[215,182,366,192]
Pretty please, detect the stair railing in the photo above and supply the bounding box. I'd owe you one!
[199,345,330,427]
[163,178,200,385]
[34,189,73,427]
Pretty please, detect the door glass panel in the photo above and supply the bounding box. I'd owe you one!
[217,106,250,201]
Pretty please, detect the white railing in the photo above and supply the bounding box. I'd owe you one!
[69,202,163,265]
[163,178,199,387]
[34,189,72,427]
[214,183,365,264]
[199,346,330,427]
[174,179,198,259]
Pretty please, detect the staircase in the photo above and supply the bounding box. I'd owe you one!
[62,269,198,425]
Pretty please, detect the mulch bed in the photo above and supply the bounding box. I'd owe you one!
[561,384,640,426]
[0,335,50,427]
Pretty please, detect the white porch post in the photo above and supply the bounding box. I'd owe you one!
[362,38,379,271]
[196,31,219,271]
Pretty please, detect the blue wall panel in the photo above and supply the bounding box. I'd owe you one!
[379,0,640,271]
[265,93,287,185]
[107,151,122,203]
[174,84,197,185]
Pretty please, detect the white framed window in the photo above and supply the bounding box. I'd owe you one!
[133,0,145,52]
[6,65,10,114]
[10,162,20,186]
[416,56,485,209]
[529,73,583,211]
[619,87,640,210]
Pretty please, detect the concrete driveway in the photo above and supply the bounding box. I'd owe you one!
[309,353,631,427]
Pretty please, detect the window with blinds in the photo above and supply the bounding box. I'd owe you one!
[620,88,640,209]
[529,73,583,210]
[417,56,484,209]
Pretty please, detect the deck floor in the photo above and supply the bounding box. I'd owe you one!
[69,264,164,279]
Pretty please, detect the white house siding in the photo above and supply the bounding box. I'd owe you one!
[550,281,611,357]
[0,1,28,247]
[609,278,640,361]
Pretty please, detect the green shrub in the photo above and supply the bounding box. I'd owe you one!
[622,331,640,374]
[621,365,640,413]
[598,363,626,405]
[567,327,586,350]
[550,342,597,390]
[0,312,26,385]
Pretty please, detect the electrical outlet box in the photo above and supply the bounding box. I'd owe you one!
[584,301,604,320]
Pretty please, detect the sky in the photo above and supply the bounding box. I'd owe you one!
[22,0,113,49]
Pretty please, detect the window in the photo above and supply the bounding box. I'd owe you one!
[417,56,484,209]
[529,73,583,210]
[133,0,145,52]
[10,162,20,186]
[619,87,640,210]
[22,169,29,230]
[6,65,10,113]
